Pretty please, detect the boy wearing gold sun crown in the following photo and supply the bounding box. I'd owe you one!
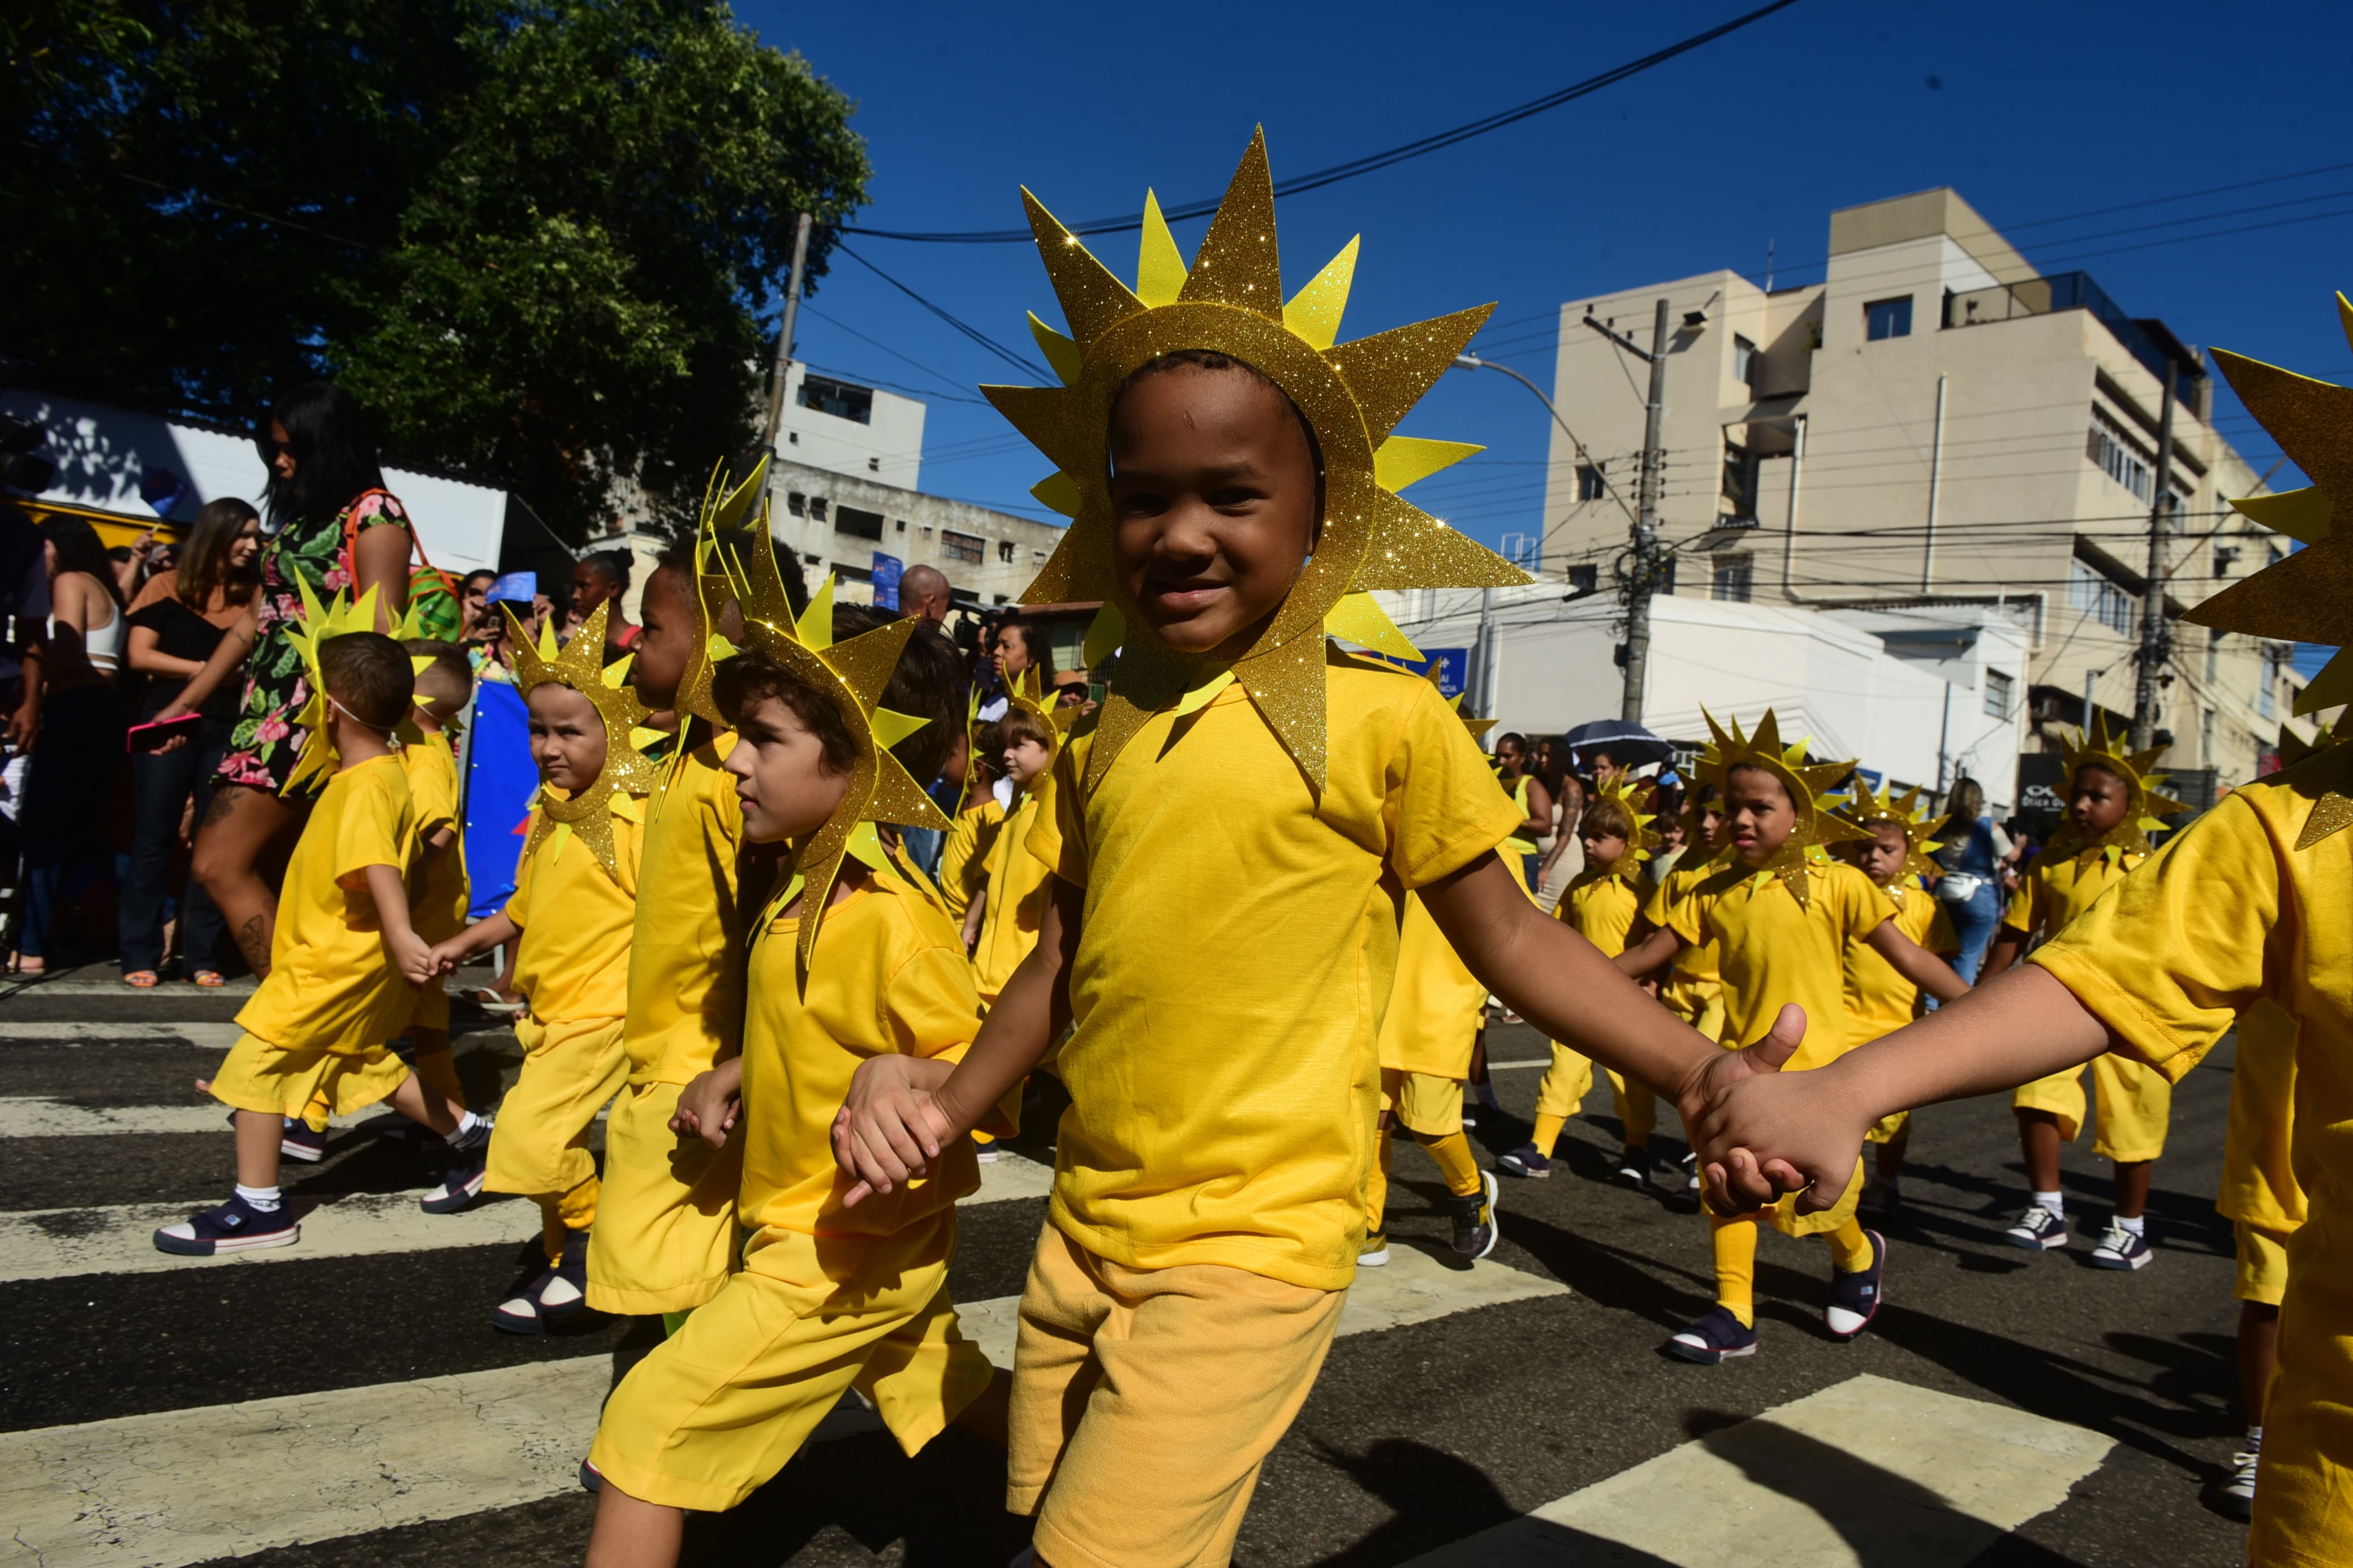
[424,601,652,1333]
[580,534,1009,1566]
[1616,712,1968,1364]
[1831,781,1960,1221]
[1698,293,2353,1566]
[826,133,1792,1566]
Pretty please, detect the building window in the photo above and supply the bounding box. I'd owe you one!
[1576,463,1607,502]
[1568,564,1599,595]
[835,505,884,541]
[2207,628,2223,682]
[1711,553,1753,603]
[831,561,873,584]
[1731,334,1757,386]
[895,519,907,533]
[2261,646,2282,720]
[1984,668,2014,720]
[2087,416,2152,503]
[1721,441,1753,510]
[942,530,985,565]
[2201,706,2216,762]
[811,497,829,523]
[1864,296,1913,341]
[798,374,874,425]
[787,431,799,444]
[868,457,880,473]
[2070,558,2136,637]
[998,539,1016,563]
[786,491,807,517]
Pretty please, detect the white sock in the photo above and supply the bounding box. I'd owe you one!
[2247,1424,2264,1448]
[235,1183,282,1213]
[450,1110,482,1142]
[2032,1190,2063,1217]
[2115,1213,2146,1237]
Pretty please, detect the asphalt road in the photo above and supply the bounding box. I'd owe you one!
[0,970,2255,1567]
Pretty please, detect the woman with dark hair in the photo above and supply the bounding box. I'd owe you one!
[117,499,262,986]
[1493,731,1555,892]
[14,519,130,973]
[1930,774,2012,982]
[977,616,1055,722]
[152,382,416,975]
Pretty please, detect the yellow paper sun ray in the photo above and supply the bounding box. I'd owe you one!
[1834,777,1949,893]
[2054,711,2187,865]
[1694,707,1873,909]
[279,581,387,797]
[1585,772,1664,885]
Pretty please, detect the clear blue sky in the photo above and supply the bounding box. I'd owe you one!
[740,0,2351,660]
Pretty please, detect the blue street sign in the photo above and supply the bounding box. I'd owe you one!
[870,552,904,610]
[1416,647,1470,698]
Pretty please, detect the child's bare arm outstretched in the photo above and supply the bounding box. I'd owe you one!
[1615,923,1685,981]
[363,864,434,986]
[426,909,518,976]
[834,874,1078,1203]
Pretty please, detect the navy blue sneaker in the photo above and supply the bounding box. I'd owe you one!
[281,1120,329,1162]
[1497,1143,1552,1179]
[2089,1222,2155,1271]
[492,1230,593,1334]
[578,1459,602,1494]
[1452,1170,1501,1260]
[1666,1306,1758,1364]
[1825,1228,1886,1339]
[420,1118,493,1215]
[153,1193,299,1255]
[2005,1204,2069,1250]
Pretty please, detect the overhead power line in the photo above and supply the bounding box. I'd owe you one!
[838,1,1805,244]
[831,242,1049,380]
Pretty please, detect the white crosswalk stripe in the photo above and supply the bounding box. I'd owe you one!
[0,1021,242,1047]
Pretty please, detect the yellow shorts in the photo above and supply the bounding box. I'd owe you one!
[588,1219,993,1511]
[1534,1042,1594,1121]
[209,1032,411,1119]
[1866,1109,1912,1145]
[2012,1052,2172,1163]
[485,1014,628,1201]
[1379,1068,1462,1139]
[2236,1221,2295,1308]
[1606,1069,1657,1143]
[1010,1225,1348,1568]
[585,1079,743,1316]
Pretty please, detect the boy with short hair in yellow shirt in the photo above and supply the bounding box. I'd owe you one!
[154,618,487,1255]
[826,138,1803,1566]
[940,720,1005,923]
[1831,781,1960,1221]
[582,552,1005,1565]
[1696,306,2353,1563]
[1980,716,2183,1268]
[1618,712,1967,1363]
[428,603,649,1331]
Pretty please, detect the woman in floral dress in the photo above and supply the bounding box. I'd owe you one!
[157,383,413,977]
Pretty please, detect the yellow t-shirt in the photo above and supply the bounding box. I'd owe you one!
[1563,873,1643,957]
[1644,860,1723,985]
[622,732,745,1086]
[2002,843,2145,943]
[971,783,1053,1001]
[740,866,988,1238]
[2026,751,2352,1568]
[1377,893,1485,1079]
[2220,998,2304,1234]
[940,798,1005,922]
[1502,774,1537,858]
[1842,878,1959,1046]
[506,800,644,1023]
[1029,655,1523,1290]
[403,732,469,944]
[235,754,419,1055]
[1665,859,1897,1068]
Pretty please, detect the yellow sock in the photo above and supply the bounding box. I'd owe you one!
[1414,1128,1485,1199]
[537,1199,568,1266]
[1829,1215,1876,1273]
[1367,1126,1392,1238]
[1531,1113,1568,1159]
[1711,1214,1758,1328]
[413,1048,466,1113]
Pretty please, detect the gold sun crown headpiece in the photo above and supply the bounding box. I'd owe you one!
[505,598,661,881]
[1695,707,1871,909]
[2184,292,2353,847]
[1586,771,1664,885]
[990,128,1532,798]
[281,580,436,796]
[2278,714,2350,770]
[712,523,951,980]
[1834,777,1949,890]
[676,459,768,735]
[2055,711,2185,863]
[1003,665,1083,765]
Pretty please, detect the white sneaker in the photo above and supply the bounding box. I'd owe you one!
[2089,1223,2154,1270]
[2222,1444,2259,1519]
[1358,1235,1390,1268]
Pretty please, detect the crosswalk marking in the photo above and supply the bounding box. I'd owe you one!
[0,1098,601,1139]
[0,1245,1563,1568]
[1402,1373,2115,1567]
[0,1021,242,1047]
[0,1153,1058,1284]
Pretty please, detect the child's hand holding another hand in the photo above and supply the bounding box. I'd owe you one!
[834,1054,959,1206]
[671,1060,743,1149]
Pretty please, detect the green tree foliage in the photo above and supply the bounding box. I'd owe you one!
[2,1,868,537]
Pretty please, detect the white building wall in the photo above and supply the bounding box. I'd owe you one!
[774,364,925,491]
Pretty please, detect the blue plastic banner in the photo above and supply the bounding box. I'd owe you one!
[460,681,539,919]
[870,552,904,611]
[486,571,536,605]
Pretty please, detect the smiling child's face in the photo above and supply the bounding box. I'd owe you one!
[1107,362,1320,656]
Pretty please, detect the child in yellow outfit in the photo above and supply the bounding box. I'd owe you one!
[153,613,488,1255]
[939,722,1005,923]
[582,550,1004,1564]
[588,510,758,1321]
[1981,715,2184,1268]
[1502,777,1662,1185]
[2221,999,2304,1519]
[1618,711,1967,1362]
[965,685,1068,1003]
[1833,781,1960,1221]
[428,602,648,1331]
[827,138,1787,1567]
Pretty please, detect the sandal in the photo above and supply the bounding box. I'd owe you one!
[123,970,160,988]
[191,970,227,989]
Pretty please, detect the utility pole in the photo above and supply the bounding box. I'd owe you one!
[2130,358,2178,753]
[760,212,815,452]
[1583,299,1672,722]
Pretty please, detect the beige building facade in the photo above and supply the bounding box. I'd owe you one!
[1540,187,2307,794]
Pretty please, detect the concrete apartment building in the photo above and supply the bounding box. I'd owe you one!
[1537,187,2303,797]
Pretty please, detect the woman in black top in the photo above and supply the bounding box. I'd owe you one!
[118,499,260,985]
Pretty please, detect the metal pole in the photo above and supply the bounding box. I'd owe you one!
[2131,362,2178,752]
[1621,299,1670,723]
[1920,373,1946,594]
[760,213,815,451]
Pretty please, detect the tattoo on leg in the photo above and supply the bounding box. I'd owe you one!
[235,914,272,977]
[202,788,239,828]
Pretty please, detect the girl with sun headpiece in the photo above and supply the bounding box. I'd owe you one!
[1831,781,1960,1223]
[1699,295,2353,1558]
[580,532,1008,1565]
[938,699,1006,926]
[824,132,1789,1566]
[966,668,1076,1005]
[424,600,655,1333]
[1617,711,1967,1364]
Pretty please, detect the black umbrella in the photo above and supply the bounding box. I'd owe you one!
[1560,719,1675,771]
